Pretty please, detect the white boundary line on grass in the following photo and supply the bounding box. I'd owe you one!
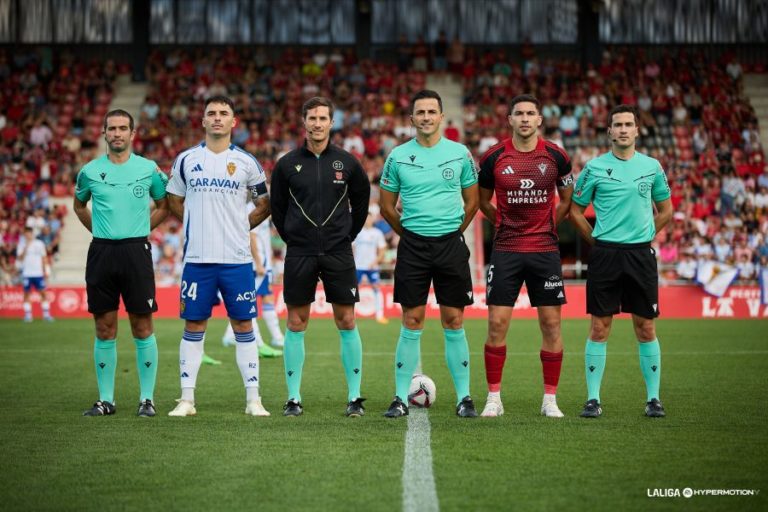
[402,363,439,512]
[403,408,439,512]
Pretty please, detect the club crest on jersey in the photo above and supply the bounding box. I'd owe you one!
[295,164,302,172]
[332,160,344,170]
[227,162,237,176]
[538,163,547,175]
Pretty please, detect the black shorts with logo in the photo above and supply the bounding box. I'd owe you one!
[587,240,659,318]
[86,237,158,315]
[486,251,566,307]
[394,229,474,308]
[283,252,359,305]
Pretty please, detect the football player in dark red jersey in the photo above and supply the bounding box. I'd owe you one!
[477,94,574,418]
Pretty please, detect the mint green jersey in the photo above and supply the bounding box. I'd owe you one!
[380,137,477,236]
[75,154,168,240]
[573,151,670,244]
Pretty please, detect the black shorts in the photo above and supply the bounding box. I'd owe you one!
[283,253,359,305]
[86,237,158,315]
[486,251,566,307]
[394,229,473,308]
[587,240,659,318]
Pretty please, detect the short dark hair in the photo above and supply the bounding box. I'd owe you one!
[410,90,443,113]
[608,104,639,126]
[302,96,334,119]
[204,95,235,113]
[103,109,134,132]
[509,94,541,114]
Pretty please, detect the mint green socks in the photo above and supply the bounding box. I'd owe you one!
[339,327,363,401]
[585,339,607,402]
[134,334,158,401]
[94,338,117,404]
[444,328,471,404]
[638,339,661,401]
[395,327,422,401]
[284,329,306,402]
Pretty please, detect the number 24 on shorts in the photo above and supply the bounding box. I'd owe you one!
[181,281,198,301]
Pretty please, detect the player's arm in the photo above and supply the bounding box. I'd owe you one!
[379,188,403,236]
[167,193,185,221]
[349,159,371,239]
[251,232,265,276]
[552,148,575,226]
[570,202,594,246]
[73,197,92,233]
[73,169,93,232]
[654,198,673,233]
[249,191,270,229]
[555,184,573,226]
[376,245,386,268]
[149,167,170,229]
[41,250,48,279]
[570,162,596,244]
[479,186,496,222]
[651,164,673,234]
[458,150,480,232]
[477,148,497,223]
[150,196,169,230]
[269,161,288,240]
[459,183,479,233]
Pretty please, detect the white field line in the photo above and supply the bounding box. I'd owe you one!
[403,408,439,512]
[402,361,439,512]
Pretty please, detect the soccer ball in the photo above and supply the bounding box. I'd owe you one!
[408,374,436,408]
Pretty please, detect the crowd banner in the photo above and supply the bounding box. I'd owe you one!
[2,285,767,319]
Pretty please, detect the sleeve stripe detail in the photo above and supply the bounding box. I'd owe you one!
[179,154,188,185]
[544,143,571,173]
[479,143,505,167]
[233,146,265,173]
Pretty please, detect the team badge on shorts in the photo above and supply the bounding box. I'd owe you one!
[227,162,236,176]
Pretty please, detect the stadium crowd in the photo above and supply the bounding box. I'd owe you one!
[0,49,124,285]
[1,46,766,287]
[460,47,768,281]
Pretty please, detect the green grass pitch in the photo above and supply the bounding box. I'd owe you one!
[1,318,766,511]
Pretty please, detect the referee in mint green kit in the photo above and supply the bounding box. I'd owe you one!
[380,90,480,418]
[570,104,673,419]
[74,109,169,417]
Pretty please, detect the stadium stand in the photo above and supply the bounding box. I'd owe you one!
[461,47,767,283]
[0,45,765,287]
[0,49,123,286]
